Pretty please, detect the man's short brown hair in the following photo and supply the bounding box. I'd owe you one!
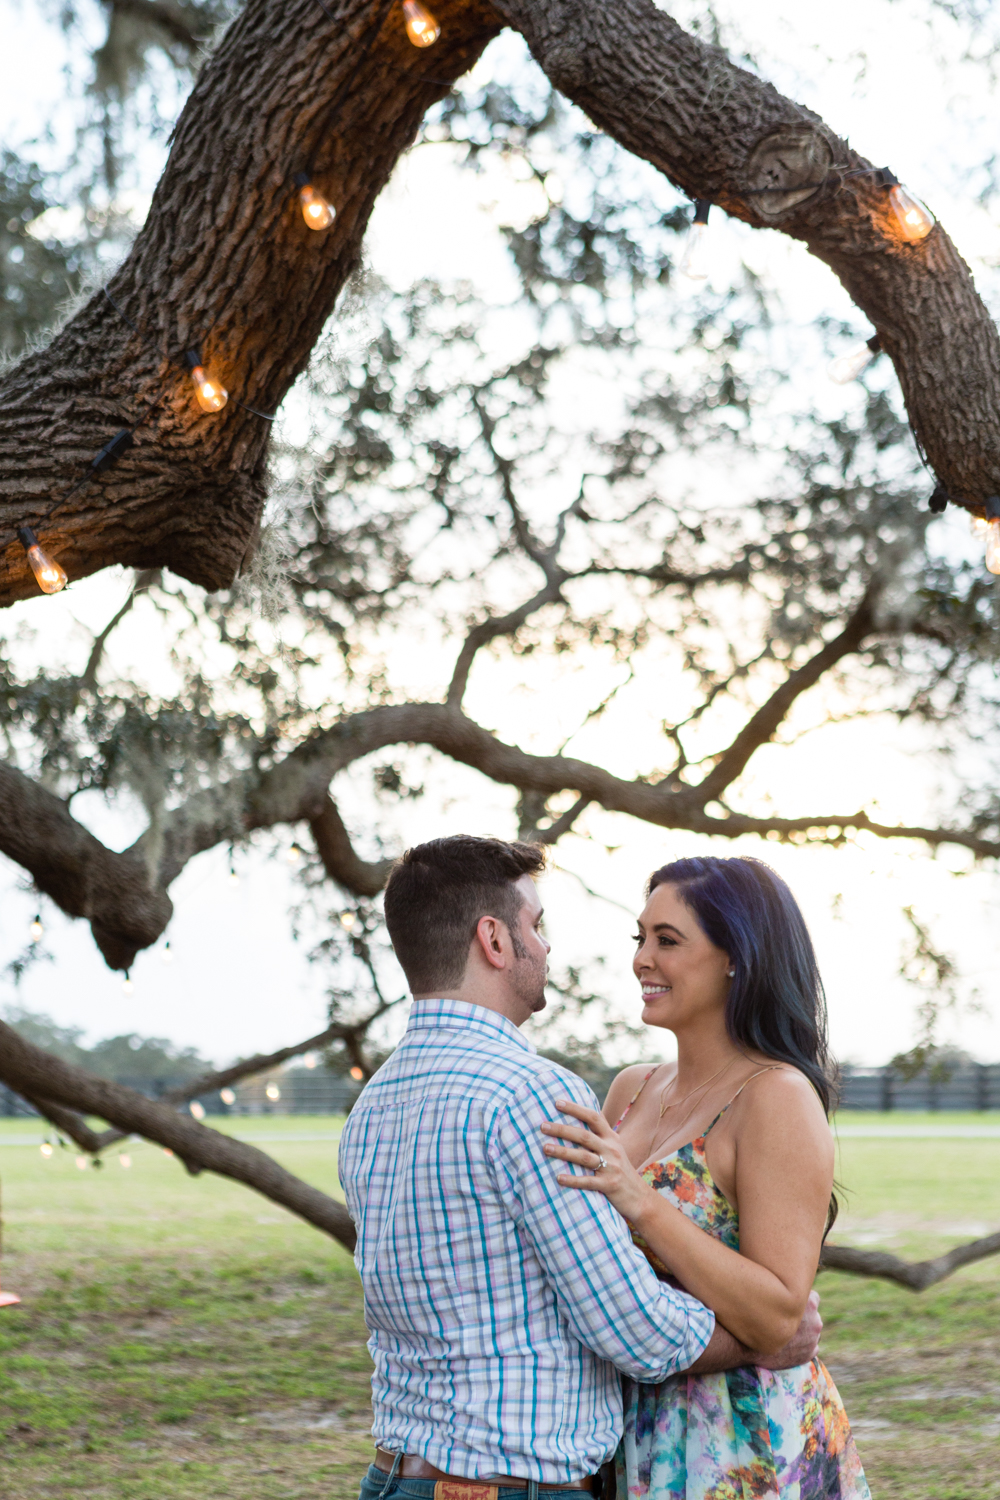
[383,835,546,993]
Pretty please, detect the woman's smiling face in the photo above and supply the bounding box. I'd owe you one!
[633,881,732,1033]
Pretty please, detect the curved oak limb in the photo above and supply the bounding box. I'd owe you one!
[0,1018,357,1248]
[2,0,999,607]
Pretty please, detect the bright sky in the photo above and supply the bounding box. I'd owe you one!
[1,0,998,1071]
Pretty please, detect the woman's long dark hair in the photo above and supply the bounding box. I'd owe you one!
[647,855,837,1115]
[647,854,839,1231]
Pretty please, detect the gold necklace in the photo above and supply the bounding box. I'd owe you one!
[647,1056,737,1158]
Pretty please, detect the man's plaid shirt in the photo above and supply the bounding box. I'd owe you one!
[338,999,714,1483]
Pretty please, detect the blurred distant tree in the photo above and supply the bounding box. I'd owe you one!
[2,1006,208,1082]
[0,0,999,1285]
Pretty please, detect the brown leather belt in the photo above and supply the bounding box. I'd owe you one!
[374,1449,598,1493]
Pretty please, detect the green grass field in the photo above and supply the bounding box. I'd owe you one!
[1,1114,998,1499]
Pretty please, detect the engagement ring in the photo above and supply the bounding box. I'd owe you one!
[595,1155,607,1171]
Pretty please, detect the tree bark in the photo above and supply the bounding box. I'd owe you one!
[493,0,1000,513]
[0,0,502,606]
[2,0,999,608]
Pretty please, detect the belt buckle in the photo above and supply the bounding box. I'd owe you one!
[433,1485,500,1500]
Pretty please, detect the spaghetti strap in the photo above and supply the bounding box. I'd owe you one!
[613,1066,660,1132]
[702,1065,785,1139]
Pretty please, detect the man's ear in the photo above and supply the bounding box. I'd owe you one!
[474,914,507,970]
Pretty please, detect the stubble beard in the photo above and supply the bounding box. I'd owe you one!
[512,950,548,1015]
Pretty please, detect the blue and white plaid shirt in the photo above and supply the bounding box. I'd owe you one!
[338,999,714,1482]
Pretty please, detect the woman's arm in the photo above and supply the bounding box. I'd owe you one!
[541,1071,833,1354]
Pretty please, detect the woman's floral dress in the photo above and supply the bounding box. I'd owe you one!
[614,1076,872,1500]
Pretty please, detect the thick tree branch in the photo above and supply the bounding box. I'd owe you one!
[0,0,502,605]
[39,1005,397,1154]
[820,1232,1000,1291]
[0,758,173,969]
[493,0,1000,513]
[5,0,994,605]
[5,685,999,970]
[0,1018,357,1247]
[309,796,395,894]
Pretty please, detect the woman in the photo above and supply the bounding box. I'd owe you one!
[540,855,870,1500]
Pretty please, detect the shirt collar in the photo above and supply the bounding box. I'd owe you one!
[404,997,536,1054]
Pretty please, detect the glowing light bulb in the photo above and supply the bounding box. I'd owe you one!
[403,0,440,46]
[122,973,133,995]
[829,335,881,385]
[161,940,173,963]
[265,1083,281,1101]
[17,526,67,595]
[220,1087,236,1106]
[184,350,228,413]
[189,1100,206,1121]
[29,914,43,942]
[303,1054,317,1069]
[287,843,301,863]
[294,174,336,231]
[349,1066,365,1081]
[679,199,712,281]
[880,172,935,242]
[339,911,357,930]
[40,1142,53,1158]
[984,499,1000,576]
[119,1153,132,1168]
[76,1156,89,1171]
[229,866,239,885]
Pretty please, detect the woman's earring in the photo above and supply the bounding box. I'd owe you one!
[727,968,735,977]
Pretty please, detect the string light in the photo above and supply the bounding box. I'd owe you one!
[265,1082,281,1101]
[29,914,43,942]
[829,334,881,385]
[220,1087,236,1105]
[184,350,228,413]
[161,940,173,963]
[122,973,134,994]
[189,1100,206,1120]
[119,1153,132,1169]
[983,497,1000,576]
[229,865,240,885]
[679,199,712,280]
[287,843,302,863]
[402,0,440,46]
[293,173,336,230]
[339,911,357,930]
[75,1156,89,1171]
[877,169,935,243]
[40,1142,53,1158]
[303,1053,317,1069]
[349,1065,365,1081]
[17,527,67,595]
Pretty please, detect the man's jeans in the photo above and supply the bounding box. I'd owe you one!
[358,1464,594,1500]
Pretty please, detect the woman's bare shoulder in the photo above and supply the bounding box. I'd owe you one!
[735,1064,833,1138]
[601,1060,663,1119]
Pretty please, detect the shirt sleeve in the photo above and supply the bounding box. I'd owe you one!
[484,1065,715,1382]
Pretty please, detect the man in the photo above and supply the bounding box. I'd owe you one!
[339,836,820,1500]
